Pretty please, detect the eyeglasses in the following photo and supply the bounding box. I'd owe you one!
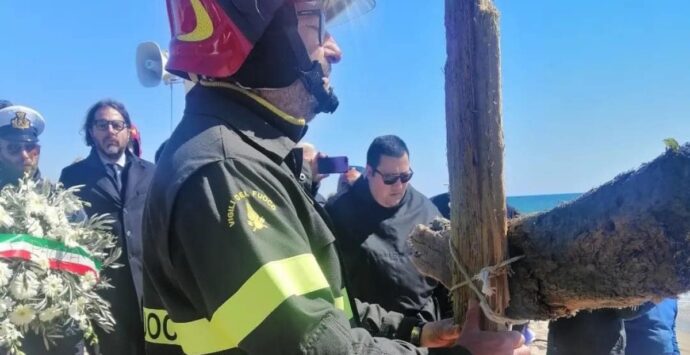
[295,1,327,45]
[374,168,414,185]
[93,119,128,133]
[4,142,39,156]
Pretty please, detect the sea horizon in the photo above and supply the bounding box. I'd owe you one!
[507,192,582,214]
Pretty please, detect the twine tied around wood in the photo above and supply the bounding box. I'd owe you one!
[448,237,530,326]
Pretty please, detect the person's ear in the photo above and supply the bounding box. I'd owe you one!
[365,165,374,178]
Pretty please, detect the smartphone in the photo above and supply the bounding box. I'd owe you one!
[316,156,349,174]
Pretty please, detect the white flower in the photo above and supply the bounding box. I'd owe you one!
[42,274,64,298]
[43,206,64,228]
[26,217,44,237]
[9,270,40,300]
[0,298,15,317]
[80,272,97,291]
[31,252,51,272]
[0,205,14,228]
[9,304,35,326]
[24,191,46,217]
[49,225,72,243]
[58,228,80,248]
[0,262,12,287]
[0,319,21,342]
[68,297,88,321]
[38,306,62,323]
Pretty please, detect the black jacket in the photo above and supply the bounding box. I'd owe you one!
[59,149,154,355]
[326,177,442,321]
[141,82,470,355]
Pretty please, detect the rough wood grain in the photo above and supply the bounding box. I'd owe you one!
[410,145,690,320]
[445,0,509,328]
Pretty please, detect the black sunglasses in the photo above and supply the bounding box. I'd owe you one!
[93,119,128,133]
[295,2,327,45]
[5,142,39,156]
[374,168,414,185]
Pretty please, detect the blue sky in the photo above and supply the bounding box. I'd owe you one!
[1,1,689,197]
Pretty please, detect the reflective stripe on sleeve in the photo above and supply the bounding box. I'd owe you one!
[334,288,354,320]
[144,254,332,354]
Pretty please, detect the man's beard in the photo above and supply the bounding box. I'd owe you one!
[97,141,125,160]
[255,79,320,122]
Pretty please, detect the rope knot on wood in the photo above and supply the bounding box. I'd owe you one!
[447,236,530,326]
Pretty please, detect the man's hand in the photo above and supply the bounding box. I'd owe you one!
[457,299,530,355]
[420,318,460,348]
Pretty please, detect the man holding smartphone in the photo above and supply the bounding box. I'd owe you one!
[326,135,445,322]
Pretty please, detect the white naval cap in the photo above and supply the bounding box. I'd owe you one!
[0,105,45,142]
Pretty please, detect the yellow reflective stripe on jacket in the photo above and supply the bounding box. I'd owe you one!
[144,254,330,354]
[334,288,354,320]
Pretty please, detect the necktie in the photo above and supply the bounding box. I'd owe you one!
[107,163,122,193]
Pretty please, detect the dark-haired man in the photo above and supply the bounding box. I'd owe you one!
[326,135,444,322]
[60,99,154,355]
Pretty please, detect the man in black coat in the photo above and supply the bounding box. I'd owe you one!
[60,99,153,355]
[326,135,443,322]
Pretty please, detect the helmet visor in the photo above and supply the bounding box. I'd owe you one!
[324,0,376,26]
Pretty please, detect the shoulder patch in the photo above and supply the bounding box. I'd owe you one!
[227,190,277,229]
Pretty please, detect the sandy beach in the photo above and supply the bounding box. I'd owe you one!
[529,293,690,354]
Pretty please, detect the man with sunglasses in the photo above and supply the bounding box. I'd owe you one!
[60,99,154,355]
[326,135,445,323]
[0,105,44,186]
[142,0,528,354]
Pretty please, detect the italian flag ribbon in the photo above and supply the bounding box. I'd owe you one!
[0,234,101,275]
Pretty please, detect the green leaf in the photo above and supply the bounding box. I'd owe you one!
[663,138,680,152]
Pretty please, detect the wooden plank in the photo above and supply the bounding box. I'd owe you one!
[444,0,509,329]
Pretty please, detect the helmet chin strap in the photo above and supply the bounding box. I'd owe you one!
[299,61,339,114]
[230,3,339,114]
[282,7,339,114]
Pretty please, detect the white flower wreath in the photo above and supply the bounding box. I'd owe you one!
[0,177,121,354]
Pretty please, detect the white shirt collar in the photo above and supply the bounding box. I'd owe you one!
[97,150,127,169]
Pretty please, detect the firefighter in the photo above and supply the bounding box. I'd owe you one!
[142,1,528,354]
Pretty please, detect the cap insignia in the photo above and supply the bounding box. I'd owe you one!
[11,112,31,130]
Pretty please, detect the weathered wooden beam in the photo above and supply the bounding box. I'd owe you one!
[445,0,508,328]
[410,145,690,320]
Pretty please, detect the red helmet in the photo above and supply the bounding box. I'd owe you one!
[166,0,374,113]
[166,0,374,78]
